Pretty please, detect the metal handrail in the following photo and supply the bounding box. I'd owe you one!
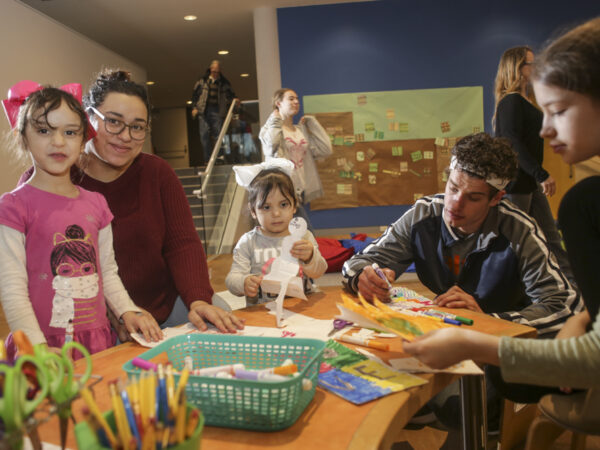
[197,100,237,198]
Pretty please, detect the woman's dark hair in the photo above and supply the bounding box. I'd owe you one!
[16,87,88,153]
[247,168,297,211]
[533,17,600,102]
[84,69,151,122]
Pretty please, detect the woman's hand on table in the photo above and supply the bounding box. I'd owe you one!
[122,310,163,343]
[403,328,500,369]
[434,285,483,313]
[188,300,245,333]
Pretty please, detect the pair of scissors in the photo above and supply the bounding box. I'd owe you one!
[34,341,92,450]
[0,355,49,449]
[327,319,353,336]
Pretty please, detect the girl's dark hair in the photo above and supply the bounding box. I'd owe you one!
[84,69,151,122]
[247,168,297,211]
[533,17,600,102]
[16,87,88,153]
[50,224,97,276]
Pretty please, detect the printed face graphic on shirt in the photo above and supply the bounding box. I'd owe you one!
[49,224,100,329]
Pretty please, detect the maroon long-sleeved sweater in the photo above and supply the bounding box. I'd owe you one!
[79,154,213,322]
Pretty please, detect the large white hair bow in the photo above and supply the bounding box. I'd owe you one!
[233,158,295,189]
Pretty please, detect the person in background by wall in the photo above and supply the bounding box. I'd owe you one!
[191,60,237,164]
[493,46,575,286]
[259,88,332,232]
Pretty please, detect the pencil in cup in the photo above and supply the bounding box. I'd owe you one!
[76,372,203,449]
[74,404,204,450]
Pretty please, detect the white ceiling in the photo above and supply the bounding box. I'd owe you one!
[20,0,365,109]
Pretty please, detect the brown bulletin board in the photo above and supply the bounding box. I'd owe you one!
[311,111,454,210]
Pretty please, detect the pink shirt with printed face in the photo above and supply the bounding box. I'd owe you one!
[0,184,114,352]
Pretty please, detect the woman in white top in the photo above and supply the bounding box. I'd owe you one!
[259,89,332,230]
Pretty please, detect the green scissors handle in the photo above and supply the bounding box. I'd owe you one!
[0,355,49,431]
[61,341,92,397]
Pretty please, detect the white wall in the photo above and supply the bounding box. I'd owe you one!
[151,107,189,169]
[0,1,148,195]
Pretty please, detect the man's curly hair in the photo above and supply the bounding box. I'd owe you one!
[451,133,517,193]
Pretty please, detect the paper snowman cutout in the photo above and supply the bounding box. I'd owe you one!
[261,217,308,326]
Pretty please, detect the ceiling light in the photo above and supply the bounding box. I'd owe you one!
[186,100,192,105]
[184,15,197,21]
[146,81,155,85]
[240,73,250,78]
[218,50,229,55]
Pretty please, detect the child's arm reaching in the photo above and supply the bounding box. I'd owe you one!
[0,225,47,345]
[98,225,163,342]
[294,232,327,279]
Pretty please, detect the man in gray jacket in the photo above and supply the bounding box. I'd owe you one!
[343,133,580,337]
[342,133,582,431]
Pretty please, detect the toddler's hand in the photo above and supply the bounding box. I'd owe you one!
[244,274,263,297]
[291,239,314,263]
[122,311,163,343]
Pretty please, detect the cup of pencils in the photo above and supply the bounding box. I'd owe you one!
[74,366,203,449]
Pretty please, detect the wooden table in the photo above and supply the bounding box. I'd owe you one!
[39,286,535,450]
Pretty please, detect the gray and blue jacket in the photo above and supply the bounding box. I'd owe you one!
[343,194,582,336]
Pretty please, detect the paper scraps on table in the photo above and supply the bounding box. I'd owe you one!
[130,322,219,348]
[261,217,308,327]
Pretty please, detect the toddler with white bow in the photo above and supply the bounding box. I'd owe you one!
[226,159,327,306]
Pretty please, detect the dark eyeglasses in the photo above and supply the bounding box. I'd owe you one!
[88,106,149,141]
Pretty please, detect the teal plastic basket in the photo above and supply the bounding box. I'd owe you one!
[123,334,326,431]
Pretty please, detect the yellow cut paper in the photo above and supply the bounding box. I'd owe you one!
[340,293,447,341]
[342,360,427,391]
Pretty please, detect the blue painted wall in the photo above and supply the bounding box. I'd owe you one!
[277,0,599,229]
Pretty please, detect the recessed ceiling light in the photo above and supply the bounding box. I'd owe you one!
[240,73,250,78]
[184,15,197,21]
[186,100,192,105]
[218,50,229,55]
[146,81,155,85]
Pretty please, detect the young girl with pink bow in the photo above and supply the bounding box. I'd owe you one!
[0,81,161,358]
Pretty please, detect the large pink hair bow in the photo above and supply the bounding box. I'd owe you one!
[2,80,96,140]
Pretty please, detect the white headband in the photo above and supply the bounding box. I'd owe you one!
[449,156,510,191]
[232,158,295,189]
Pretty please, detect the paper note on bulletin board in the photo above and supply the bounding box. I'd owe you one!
[304,87,483,210]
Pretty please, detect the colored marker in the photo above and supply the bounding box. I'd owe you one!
[233,368,290,381]
[132,357,157,371]
[430,309,473,325]
[339,334,390,351]
[259,363,298,376]
[191,363,245,377]
[372,263,393,289]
